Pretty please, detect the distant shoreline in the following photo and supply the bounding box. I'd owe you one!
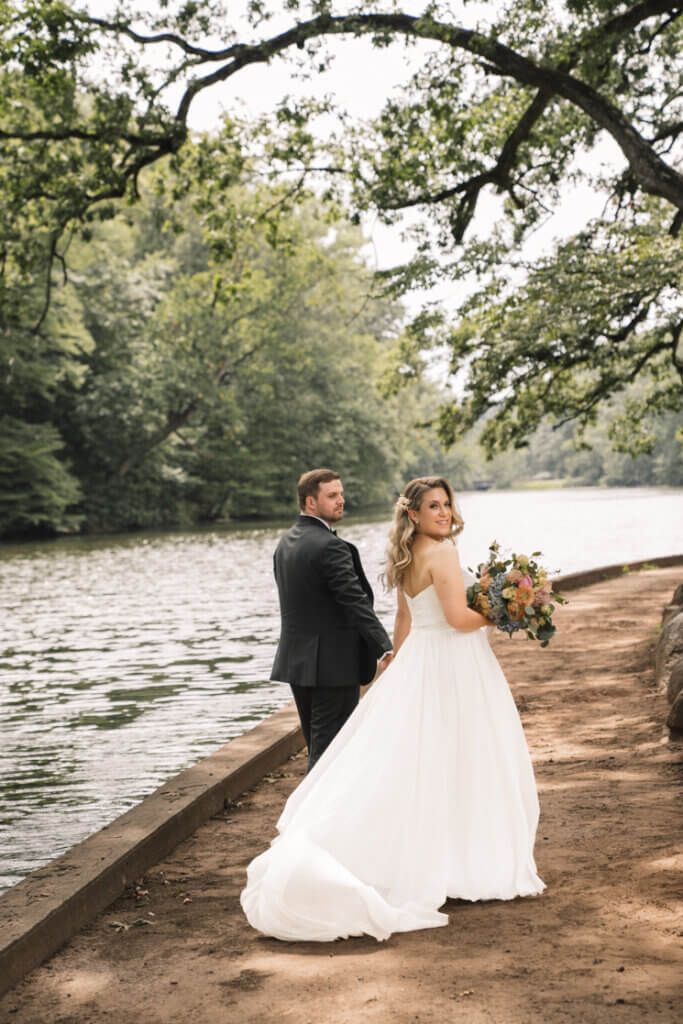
[2,483,682,549]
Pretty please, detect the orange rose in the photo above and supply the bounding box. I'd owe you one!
[517,584,535,607]
[507,601,524,621]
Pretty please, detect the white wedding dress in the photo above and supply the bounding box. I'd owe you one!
[240,583,544,942]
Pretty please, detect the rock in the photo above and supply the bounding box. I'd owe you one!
[662,605,681,626]
[655,610,683,689]
[672,583,683,606]
[666,690,683,731]
[667,658,683,705]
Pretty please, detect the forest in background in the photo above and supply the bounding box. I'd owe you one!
[2,1,682,538]
[1,155,680,540]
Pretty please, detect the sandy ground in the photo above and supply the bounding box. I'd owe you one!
[2,567,682,1024]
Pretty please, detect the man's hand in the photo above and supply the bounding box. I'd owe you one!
[378,651,393,673]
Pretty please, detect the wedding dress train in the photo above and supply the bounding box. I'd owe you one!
[240,583,544,941]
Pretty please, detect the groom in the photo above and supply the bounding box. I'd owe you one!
[271,468,392,771]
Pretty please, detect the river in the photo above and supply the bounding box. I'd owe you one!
[1,486,681,893]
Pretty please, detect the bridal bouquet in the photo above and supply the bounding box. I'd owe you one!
[467,542,566,646]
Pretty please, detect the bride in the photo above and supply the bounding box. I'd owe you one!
[240,475,545,941]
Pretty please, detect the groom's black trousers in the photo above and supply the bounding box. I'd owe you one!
[290,684,360,772]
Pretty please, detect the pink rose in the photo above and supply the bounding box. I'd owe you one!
[506,569,523,583]
[520,574,533,588]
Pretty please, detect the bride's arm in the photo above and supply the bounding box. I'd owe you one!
[432,546,490,632]
[393,588,411,653]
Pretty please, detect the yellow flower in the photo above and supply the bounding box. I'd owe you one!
[517,554,529,568]
[502,586,516,599]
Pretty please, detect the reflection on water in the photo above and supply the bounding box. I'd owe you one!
[0,526,287,892]
[1,487,681,892]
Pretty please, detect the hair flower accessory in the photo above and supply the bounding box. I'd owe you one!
[395,495,411,512]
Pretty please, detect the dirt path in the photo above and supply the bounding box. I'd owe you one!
[2,568,682,1024]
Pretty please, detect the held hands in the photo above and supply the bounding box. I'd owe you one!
[365,651,393,690]
[378,651,393,673]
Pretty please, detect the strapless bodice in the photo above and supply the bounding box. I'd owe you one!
[405,584,451,630]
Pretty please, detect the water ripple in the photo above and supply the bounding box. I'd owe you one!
[1,487,681,892]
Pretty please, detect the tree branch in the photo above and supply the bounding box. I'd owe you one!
[75,13,245,62]
[0,127,172,145]
[113,295,280,478]
[376,87,553,239]
[651,118,683,143]
[34,232,59,332]
[671,319,683,375]
[554,336,671,427]
[634,7,683,51]
[599,0,682,41]
[169,9,683,213]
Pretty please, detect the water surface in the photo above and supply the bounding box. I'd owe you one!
[1,487,681,892]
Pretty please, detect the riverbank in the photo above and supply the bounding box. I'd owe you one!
[3,488,683,898]
[2,565,682,1023]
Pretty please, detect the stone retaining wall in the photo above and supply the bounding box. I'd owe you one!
[0,703,302,997]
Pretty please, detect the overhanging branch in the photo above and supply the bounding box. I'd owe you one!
[75,12,245,62]
[376,87,553,240]
[166,8,683,213]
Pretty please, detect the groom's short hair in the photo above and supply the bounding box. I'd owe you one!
[297,468,340,510]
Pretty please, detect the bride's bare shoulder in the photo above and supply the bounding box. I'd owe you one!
[424,540,457,579]
[417,538,459,575]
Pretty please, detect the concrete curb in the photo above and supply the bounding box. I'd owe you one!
[556,554,683,591]
[1,553,681,996]
[0,702,303,998]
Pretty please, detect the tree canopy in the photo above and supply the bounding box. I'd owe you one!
[1,0,682,464]
[1,149,449,536]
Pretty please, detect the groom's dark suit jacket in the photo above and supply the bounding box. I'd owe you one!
[271,516,391,689]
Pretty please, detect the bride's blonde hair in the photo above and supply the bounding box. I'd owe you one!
[384,476,464,590]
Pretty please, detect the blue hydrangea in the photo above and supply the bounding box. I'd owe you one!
[488,572,523,635]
